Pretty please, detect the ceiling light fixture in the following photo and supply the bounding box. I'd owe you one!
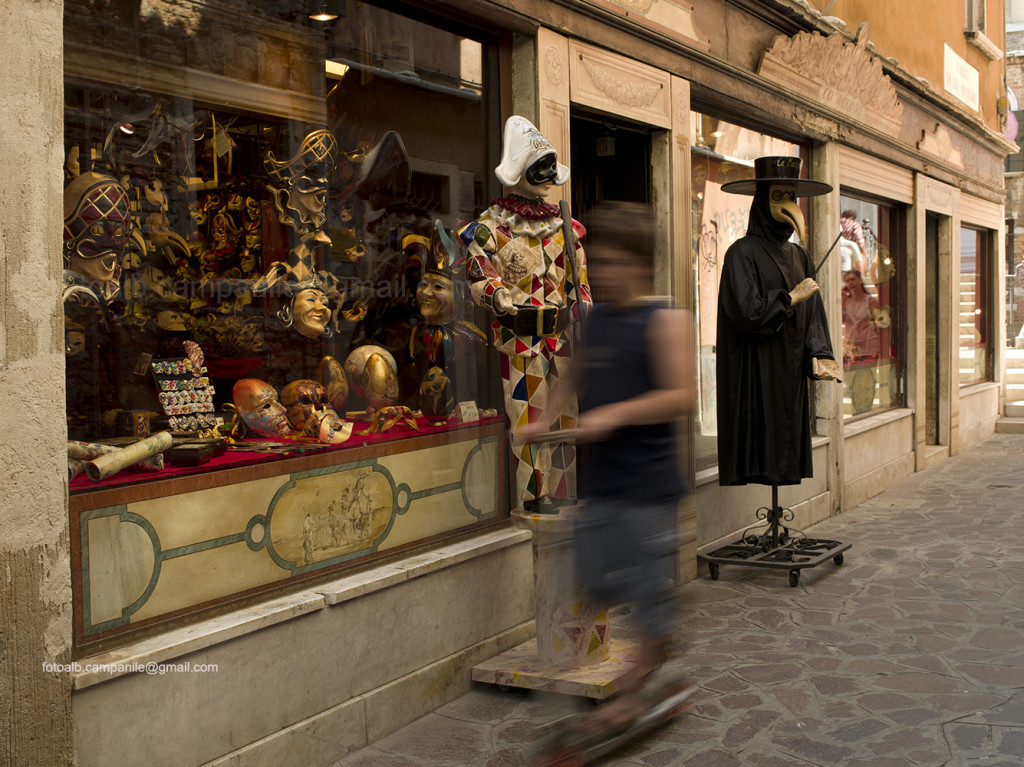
[309,2,338,21]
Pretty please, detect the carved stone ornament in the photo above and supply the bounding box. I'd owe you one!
[917,122,964,169]
[580,56,662,110]
[544,45,563,86]
[758,23,903,137]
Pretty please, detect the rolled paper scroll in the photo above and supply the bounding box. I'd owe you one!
[83,431,174,481]
[68,440,165,472]
[68,458,85,482]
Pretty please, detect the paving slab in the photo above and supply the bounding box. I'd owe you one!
[328,433,1024,766]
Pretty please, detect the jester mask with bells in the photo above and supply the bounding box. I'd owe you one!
[252,262,337,340]
[63,172,133,301]
[719,156,831,244]
[265,128,338,243]
[408,220,467,327]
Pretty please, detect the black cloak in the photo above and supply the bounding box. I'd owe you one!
[716,189,835,486]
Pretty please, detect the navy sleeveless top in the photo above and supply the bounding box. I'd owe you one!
[577,300,686,502]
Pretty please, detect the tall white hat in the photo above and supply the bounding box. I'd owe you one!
[494,116,569,187]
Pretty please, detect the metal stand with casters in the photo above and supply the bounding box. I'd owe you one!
[698,484,851,587]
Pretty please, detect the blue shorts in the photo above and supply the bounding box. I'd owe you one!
[573,496,679,639]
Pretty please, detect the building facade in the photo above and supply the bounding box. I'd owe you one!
[1,0,1012,764]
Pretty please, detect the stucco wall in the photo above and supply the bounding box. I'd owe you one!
[0,1,73,764]
[823,0,1006,135]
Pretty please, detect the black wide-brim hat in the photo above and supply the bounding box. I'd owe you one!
[720,155,833,197]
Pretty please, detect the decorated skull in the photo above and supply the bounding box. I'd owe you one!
[279,379,352,444]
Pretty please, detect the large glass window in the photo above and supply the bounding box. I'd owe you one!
[64,1,509,648]
[63,0,501,467]
[839,195,904,417]
[689,114,804,469]
[960,226,994,384]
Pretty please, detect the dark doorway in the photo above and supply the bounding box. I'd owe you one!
[569,111,652,223]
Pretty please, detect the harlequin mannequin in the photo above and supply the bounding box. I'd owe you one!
[459,116,592,513]
[716,156,841,487]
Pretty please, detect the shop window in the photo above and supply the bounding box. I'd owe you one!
[960,226,994,384]
[63,0,507,648]
[689,114,806,470]
[839,195,905,418]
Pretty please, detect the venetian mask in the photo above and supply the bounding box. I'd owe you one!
[62,172,132,296]
[416,273,455,325]
[768,183,805,242]
[139,265,179,301]
[265,129,338,237]
[291,288,332,339]
[279,379,351,444]
[155,309,188,332]
[65,330,87,357]
[232,379,290,438]
[280,379,332,432]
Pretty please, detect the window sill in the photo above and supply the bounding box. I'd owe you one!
[960,380,999,396]
[842,407,913,439]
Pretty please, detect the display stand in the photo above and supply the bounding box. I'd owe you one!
[472,508,642,700]
[698,484,851,587]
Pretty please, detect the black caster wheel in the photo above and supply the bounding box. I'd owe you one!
[497,683,510,692]
[788,569,800,587]
[833,553,845,566]
[709,563,720,581]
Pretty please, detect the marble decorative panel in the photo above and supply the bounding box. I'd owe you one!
[568,39,672,129]
[75,431,502,645]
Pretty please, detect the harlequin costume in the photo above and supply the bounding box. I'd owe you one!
[459,192,591,509]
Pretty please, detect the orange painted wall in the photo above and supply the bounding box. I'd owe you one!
[808,0,1006,132]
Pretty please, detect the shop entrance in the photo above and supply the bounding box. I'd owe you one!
[569,110,652,222]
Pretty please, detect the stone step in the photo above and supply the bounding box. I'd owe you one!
[996,416,1024,433]
[1005,401,1024,418]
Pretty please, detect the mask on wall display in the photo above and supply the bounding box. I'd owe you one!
[63,172,133,302]
[264,128,338,244]
[291,287,332,339]
[279,379,353,444]
[155,308,189,332]
[232,378,291,438]
[416,273,455,326]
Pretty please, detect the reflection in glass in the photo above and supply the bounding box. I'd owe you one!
[839,195,901,418]
[960,227,991,385]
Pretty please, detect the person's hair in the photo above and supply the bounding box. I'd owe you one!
[841,209,856,220]
[842,269,867,291]
[584,200,655,264]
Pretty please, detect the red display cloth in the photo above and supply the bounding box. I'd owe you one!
[69,414,503,492]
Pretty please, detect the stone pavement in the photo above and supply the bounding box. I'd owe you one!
[329,432,1024,767]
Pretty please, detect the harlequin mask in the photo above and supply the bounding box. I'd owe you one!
[63,172,132,293]
[265,129,338,233]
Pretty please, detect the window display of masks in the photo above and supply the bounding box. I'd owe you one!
[62,0,500,457]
